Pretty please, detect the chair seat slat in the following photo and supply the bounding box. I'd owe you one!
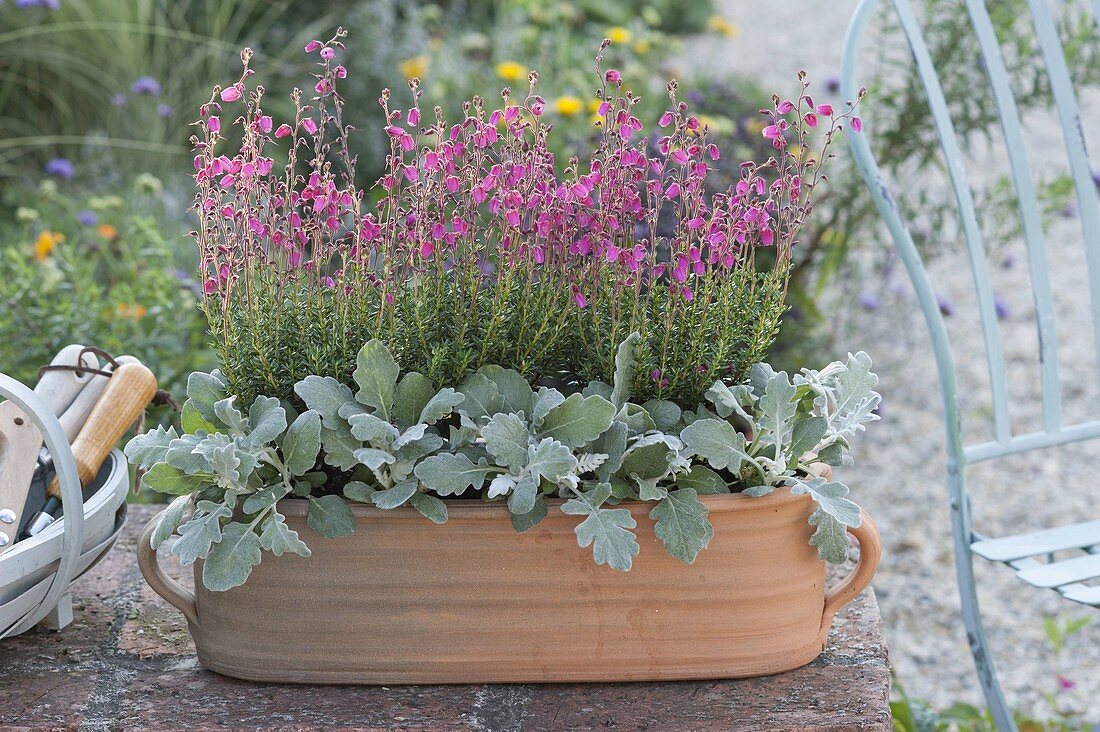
[1016,553,1100,588]
[970,520,1100,561]
[1059,585,1100,606]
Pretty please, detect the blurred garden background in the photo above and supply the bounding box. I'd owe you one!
[3,0,1100,728]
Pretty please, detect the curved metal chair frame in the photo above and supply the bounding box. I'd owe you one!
[842,0,1100,729]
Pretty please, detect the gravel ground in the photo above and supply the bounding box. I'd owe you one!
[685,0,1100,722]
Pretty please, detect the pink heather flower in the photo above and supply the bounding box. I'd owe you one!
[302,118,318,134]
[220,85,242,103]
[605,69,621,84]
[208,116,220,133]
[530,97,545,116]
[850,117,863,132]
[304,40,321,52]
[817,103,833,115]
[322,276,336,288]
[407,108,420,126]
[274,123,292,138]
[572,287,588,309]
[762,124,782,139]
[334,65,347,79]
[658,111,673,127]
[804,113,818,128]
[320,47,335,60]
[203,279,218,295]
[1057,675,1076,691]
[258,115,272,133]
[665,183,680,198]
[777,99,794,114]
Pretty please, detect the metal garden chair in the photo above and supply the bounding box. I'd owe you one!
[841,0,1100,728]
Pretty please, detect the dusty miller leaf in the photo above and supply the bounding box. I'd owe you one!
[394,372,436,428]
[680,419,751,472]
[410,492,448,524]
[538,393,616,448]
[173,502,232,565]
[150,495,191,549]
[642,400,682,432]
[143,463,210,496]
[507,475,539,515]
[213,396,246,434]
[610,332,641,408]
[419,387,465,425]
[530,387,566,430]
[247,395,287,447]
[203,522,263,591]
[372,480,419,509]
[415,453,495,496]
[675,465,729,494]
[478,365,535,415]
[650,488,713,564]
[125,425,179,470]
[259,512,311,557]
[294,375,355,425]
[352,340,400,419]
[186,371,227,423]
[511,495,548,532]
[526,437,578,483]
[282,410,322,476]
[562,483,639,571]
[307,494,356,538]
[789,477,862,563]
[482,412,530,471]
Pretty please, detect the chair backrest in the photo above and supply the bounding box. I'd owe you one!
[840,0,1100,476]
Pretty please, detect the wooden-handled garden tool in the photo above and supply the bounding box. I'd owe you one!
[21,361,158,538]
[0,346,102,551]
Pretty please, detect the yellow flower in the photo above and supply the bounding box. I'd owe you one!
[706,15,740,37]
[114,303,147,321]
[33,230,64,262]
[97,224,119,240]
[607,26,633,44]
[632,39,651,54]
[554,96,583,117]
[399,55,429,80]
[495,61,526,82]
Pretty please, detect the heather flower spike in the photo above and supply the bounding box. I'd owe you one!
[190,37,862,405]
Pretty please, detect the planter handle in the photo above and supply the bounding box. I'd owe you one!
[138,510,199,627]
[820,509,881,635]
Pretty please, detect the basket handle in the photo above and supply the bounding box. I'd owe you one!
[0,373,84,638]
[138,511,198,626]
[820,509,881,635]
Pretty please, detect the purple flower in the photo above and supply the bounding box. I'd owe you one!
[16,0,60,7]
[858,291,881,311]
[111,93,127,107]
[994,294,1010,320]
[825,74,841,94]
[44,158,74,179]
[131,76,162,96]
[1057,674,1076,691]
[887,279,908,297]
[937,292,955,317]
[157,103,173,117]
[686,90,705,105]
[1000,254,1015,270]
[76,210,98,226]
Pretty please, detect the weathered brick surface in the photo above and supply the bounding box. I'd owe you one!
[0,505,891,731]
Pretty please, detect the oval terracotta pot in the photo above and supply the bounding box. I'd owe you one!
[138,487,880,684]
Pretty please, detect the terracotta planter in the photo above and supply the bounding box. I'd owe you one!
[138,487,880,684]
